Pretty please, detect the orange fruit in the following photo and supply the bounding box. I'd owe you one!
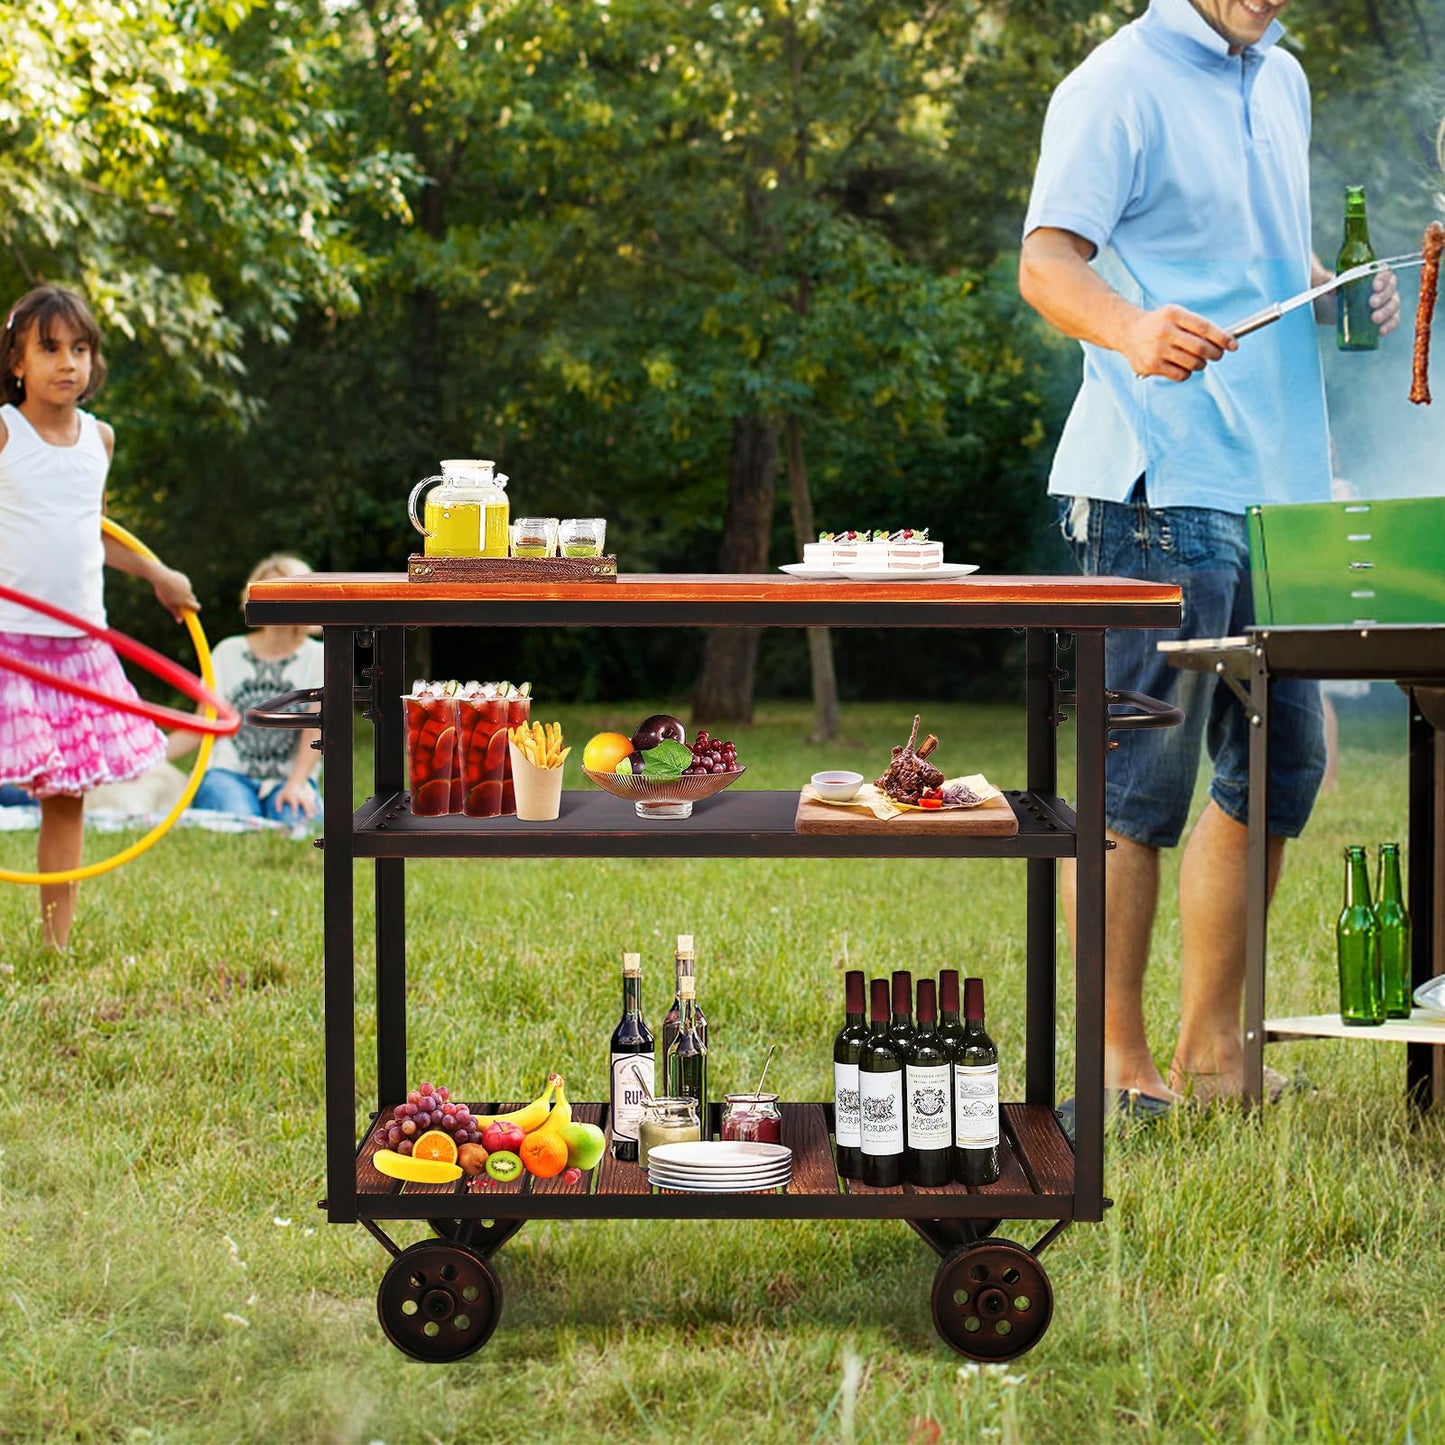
[519,1129,569,1178]
[412,1129,459,1165]
[582,731,634,774]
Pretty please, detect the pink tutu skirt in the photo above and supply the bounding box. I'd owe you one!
[0,631,167,798]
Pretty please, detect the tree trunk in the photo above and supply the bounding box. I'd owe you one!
[693,415,780,723]
[784,413,838,742]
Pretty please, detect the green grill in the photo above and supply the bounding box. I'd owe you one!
[1248,497,1445,626]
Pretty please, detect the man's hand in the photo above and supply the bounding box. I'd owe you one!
[1020,227,1236,384]
[1119,305,1237,382]
[1370,267,1402,337]
[275,776,318,818]
[152,566,200,622]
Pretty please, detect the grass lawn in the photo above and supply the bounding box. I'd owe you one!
[2,696,1442,1443]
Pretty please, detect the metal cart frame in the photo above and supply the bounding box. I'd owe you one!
[245,572,1182,1361]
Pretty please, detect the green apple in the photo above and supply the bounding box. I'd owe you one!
[560,1121,606,1172]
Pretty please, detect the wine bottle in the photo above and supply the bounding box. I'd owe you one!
[1375,842,1412,1019]
[859,977,904,1187]
[905,977,952,1186]
[661,934,708,1061]
[609,951,654,1162]
[889,969,915,1054]
[832,970,869,1181]
[665,972,708,1119]
[936,969,966,1058]
[1337,845,1384,1025]
[1337,185,1379,352]
[953,977,1000,1186]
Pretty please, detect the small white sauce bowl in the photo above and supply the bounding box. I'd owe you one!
[811,770,864,801]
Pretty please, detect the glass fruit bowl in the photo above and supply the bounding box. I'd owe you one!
[582,765,747,819]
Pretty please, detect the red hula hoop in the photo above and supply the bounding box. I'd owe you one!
[0,583,239,736]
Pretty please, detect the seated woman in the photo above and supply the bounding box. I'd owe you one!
[169,554,322,823]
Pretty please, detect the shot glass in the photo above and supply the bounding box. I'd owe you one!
[558,518,607,558]
[510,517,559,558]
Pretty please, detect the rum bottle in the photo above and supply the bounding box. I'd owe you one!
[1337,845,1384,1025]
[1375,842,1412,1019]
[905,977,953,1186]
[953,977,1000,1186]
[608,951,654,1162]
[858,977,904,1187]
[1337,185,1379,352]
[832,969,869,1181]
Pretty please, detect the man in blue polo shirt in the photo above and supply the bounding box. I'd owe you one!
[1019,0,1399,1130]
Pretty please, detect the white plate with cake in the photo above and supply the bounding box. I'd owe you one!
[784,528,976,579]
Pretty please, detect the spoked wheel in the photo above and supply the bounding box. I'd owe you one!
[377,1241,503,1363]
[931,1238,1054,1362]
[428,1216,525,1255]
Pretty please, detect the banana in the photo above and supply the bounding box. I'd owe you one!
[374,1149,463,1184]
[527,1077,573,1139]
[474,1073,563,1134]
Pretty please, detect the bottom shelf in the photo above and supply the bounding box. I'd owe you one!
[347,1101,1076,1221]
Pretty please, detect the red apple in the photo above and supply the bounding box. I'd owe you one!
[482,1119,525,1154]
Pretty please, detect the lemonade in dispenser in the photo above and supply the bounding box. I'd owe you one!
[408,459,510,558]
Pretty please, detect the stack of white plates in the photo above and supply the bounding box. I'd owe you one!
[647,1140,792,1193]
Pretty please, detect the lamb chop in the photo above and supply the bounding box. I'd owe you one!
[876,714,944,804]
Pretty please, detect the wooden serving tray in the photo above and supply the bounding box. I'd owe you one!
[794,789,1018,836]
[407,553,618,583]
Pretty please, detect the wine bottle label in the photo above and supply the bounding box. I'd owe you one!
[859,1070,904,1157]
[954,1063,999,1148]
[905,1063,951,1151]
[833,1062,861,1147]
[610,1053,654,1144]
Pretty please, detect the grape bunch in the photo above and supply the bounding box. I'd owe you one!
[371,1081,481,1157]
[683,730,739,776]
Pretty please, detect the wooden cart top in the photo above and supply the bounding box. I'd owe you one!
[246,572,1182,630]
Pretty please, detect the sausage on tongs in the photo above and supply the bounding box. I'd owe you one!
[1410,221,1445,406]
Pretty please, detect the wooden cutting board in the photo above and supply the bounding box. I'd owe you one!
[794,789,1018,836]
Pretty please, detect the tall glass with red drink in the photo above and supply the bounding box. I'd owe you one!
[404,687,458,816]
[457,687,508,818]
[502,685,532,816]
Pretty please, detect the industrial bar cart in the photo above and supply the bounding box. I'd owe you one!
[245,572,1182,1363]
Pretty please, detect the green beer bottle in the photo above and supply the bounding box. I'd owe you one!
[1337,845,1383,1025]
[1336,185,1379,352]
[1374,842,1412,1019]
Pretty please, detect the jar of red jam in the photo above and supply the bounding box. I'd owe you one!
[721,1092,783,1144]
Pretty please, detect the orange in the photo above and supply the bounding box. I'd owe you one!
[412,1129,459,1165]
[519,1129,569,1178]
[582,731,634,774]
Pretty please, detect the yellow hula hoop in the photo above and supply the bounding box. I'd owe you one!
[0,517,218,886]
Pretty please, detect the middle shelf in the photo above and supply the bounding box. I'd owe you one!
[351,789,1079,859]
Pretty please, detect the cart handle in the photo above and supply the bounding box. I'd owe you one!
[1105,688,1184,732]
[244,687,325,730]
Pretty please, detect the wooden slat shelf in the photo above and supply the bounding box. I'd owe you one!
[350,1102,1075,1222]
[350,789,1078,860]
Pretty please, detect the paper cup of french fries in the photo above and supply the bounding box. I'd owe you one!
[507,720,570,821]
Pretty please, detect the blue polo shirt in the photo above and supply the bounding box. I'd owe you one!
[1023,0,1331,512]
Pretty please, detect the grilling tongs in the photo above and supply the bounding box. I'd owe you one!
[1228,252,1424,338]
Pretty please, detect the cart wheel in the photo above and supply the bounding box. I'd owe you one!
[377,1241,503,1363]
[931,1238,1054,1362]
[428,1217,525,1255]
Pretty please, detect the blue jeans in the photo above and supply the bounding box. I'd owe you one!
[1060,492,1325,848]
[191,768,322,825]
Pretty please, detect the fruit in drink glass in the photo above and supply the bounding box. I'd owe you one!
[405,694,458,816]
[458,694,507,818]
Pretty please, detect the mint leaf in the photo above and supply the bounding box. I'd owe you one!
[641,739,692,779]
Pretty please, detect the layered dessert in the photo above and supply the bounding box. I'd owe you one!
[805,529,945,570]
[887,528,944,570]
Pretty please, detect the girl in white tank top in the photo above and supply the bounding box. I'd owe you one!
[0,284,200,949]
